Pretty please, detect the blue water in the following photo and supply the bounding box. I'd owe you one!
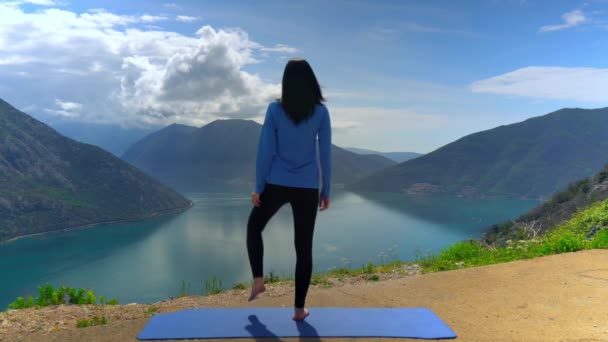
[0,191,536,308]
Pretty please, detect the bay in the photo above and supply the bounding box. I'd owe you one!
[0,191,536,309]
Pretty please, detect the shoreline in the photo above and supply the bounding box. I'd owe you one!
[0,201,194,245]
[349,188,546,201]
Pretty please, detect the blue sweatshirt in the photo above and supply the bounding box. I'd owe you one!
[255,101,332,198]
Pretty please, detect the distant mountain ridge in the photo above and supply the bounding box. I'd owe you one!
[344,147,422,163]
[348,107,608,199]
[49,121,157,156]
[122,120,397,192]
[0,98,191,242]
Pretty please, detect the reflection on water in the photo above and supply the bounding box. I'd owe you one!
[0,190,536,308]
[356,191,538,231]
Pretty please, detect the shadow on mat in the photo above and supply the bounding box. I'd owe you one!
[245,315,285,342]
[245,315,322,342]
[296,319,321,342]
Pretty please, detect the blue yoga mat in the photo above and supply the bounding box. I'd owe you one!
[137,307,457,340]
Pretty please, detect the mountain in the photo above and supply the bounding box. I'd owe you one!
[484,163,608,245]
[122,120,397,192]
[0,98,191,242]
[49,121,157,157]
[344,147,422,163]
[348,107,608,199]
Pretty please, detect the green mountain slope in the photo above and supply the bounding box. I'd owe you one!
[122,120,397,192]
[484,163,608,245]
[0,98,191,242]
[348,107,608,199]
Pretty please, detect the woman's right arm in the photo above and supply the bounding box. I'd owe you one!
[319,106,332,200]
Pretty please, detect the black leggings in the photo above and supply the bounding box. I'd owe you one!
[247,183,319,308]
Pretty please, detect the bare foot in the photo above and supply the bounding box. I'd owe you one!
[248,278,266,302]
[293,308,310,321]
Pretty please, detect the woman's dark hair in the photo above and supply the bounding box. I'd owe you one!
[279,59,325,125]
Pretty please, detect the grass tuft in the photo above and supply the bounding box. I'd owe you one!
[144,305,159,318]
[177,280,191,298]
[264,271,281,284]
[232,282,247,290]
[204,277,223,296]
[76,316,107,328]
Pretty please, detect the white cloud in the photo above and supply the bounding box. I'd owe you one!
[90,61,104,72]
[331,107,446,130]
[471,66,608,103]
[540,10,588,32]
[55,99,82,111]
[139,14,168,23]
[117,26,281,124]
[402,22,444,33]
[325,106,446,152]
[260,44,299,53]
[163,3,180,9]
[10,0,57,6]
[0,3,297,127]
[43,99,82,117]
[362,27,397,42]
[0,55,37,65]
[43,109,78,117]
[364,22,474,43]
[176,15,200,23]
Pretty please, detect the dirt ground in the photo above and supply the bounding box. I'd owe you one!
[4,249,608,342]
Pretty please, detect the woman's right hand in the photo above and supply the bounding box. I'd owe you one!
[251,192,262,207]
[319,197,330,211]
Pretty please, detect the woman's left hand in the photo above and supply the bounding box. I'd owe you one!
[251,192,262,207]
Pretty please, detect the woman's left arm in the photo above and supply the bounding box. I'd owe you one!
[254,104,277,195]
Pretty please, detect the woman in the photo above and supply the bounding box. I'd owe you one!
[247,58,331,321]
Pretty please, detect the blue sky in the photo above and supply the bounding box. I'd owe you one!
[1,0,607,153]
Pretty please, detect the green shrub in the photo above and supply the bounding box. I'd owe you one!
[68,288,87,304]
[330,266,352,276]
[311,274,332,288]
[76,316,107,328]
[363,262,375,274]
[106,298,119,305]
[419,240,489,271]
[232,282,247,290]
[591,230,608,249]
[8,296,35,310]
[36,283,57,306]
[439,240,485,261]
[553,233,585,253]
[367,274,380,281]
[8,284,111,311]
